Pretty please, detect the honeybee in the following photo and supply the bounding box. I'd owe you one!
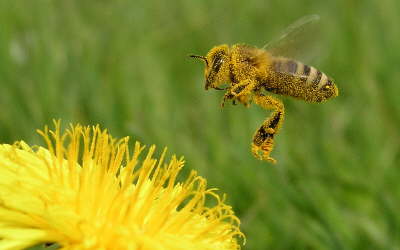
[190,15,339,164]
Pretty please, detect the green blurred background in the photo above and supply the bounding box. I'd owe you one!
[1,0,399,249]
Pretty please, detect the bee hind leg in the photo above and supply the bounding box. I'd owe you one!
[251,94,285,164]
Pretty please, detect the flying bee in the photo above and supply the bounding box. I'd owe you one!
[190,15,339,164]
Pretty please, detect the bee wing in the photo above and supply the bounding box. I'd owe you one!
[263,14,322,62]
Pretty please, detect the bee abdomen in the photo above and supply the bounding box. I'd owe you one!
[272,58,330,90]
[272,58,299,75]
[268,57,338,102]
[305,64,330,90]
[297,62,333,91]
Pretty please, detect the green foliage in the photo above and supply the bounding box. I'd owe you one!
[1,0,399,249]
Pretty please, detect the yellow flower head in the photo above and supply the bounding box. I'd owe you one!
[0,121,244,250]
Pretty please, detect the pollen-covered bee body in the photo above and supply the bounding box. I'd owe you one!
[228,45,271,83]
[266,56,338,103]
[225,45,337,101]
[190,16,339,164]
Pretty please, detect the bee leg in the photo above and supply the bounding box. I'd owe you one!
[221,90,235,107]
[221,80,257,107]
[251,94,285,164]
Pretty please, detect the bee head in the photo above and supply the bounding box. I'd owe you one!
[190,45,230,90]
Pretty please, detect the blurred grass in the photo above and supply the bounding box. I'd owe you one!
[1,0,399,249]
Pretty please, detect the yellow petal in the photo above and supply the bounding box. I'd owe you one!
[0,121,244,250]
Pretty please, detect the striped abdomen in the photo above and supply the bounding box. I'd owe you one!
[265,57,338,103]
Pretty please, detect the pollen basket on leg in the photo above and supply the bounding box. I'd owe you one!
[251,95,285,163]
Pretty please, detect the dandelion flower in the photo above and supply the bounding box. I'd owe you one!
[0,121,244,250]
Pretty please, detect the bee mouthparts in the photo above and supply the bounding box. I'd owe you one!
[214,87,225,90]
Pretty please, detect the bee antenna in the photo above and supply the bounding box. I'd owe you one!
[189,54,209,67]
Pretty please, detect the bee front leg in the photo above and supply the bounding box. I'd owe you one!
[251,94,285,164]
[221,80,257,107]
[221,86,234,107]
